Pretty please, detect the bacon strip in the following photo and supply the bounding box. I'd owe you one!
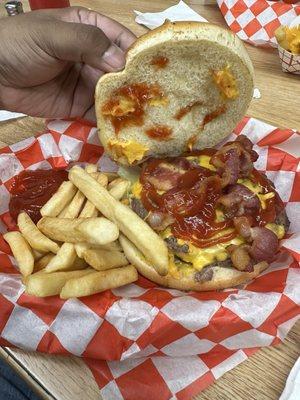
[230,216,279,270]
[210,135,259,187]
[218,184,260,218]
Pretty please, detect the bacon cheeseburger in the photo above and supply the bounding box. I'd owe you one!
[95,22,289,290]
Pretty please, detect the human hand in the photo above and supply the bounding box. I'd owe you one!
[0,7,136,120]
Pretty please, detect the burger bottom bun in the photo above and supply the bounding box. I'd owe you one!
[120,235,268,291]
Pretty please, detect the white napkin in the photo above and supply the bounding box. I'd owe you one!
[134,0,207,30]
[280,358,300,400]
[0,110,26,122]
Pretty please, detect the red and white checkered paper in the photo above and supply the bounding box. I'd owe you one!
[217,0,300,47]
[0,117,299,400]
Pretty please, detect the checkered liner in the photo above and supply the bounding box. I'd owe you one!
[217,0,300,47]
[0,117,299,400]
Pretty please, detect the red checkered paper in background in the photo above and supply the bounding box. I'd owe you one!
[217,0,300,46]
[0,117,299,400]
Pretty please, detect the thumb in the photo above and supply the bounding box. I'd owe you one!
[45,20,126,72]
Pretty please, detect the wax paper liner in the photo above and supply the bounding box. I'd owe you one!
[217,0,300,47]
[0,117,299,400]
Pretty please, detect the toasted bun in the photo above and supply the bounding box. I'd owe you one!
[96,21,254,165]
[119,235,268,291]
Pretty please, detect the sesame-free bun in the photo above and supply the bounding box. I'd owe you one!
[95,21,254,165]
[119,235,268,291]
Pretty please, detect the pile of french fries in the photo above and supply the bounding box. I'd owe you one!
[4,163,168,299]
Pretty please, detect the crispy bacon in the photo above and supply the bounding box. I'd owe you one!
[219,184,260,218]
[249,227,279,263]
[145,160,190,191]
[230,217,279,270]
[210,135,259,187]
[228,244,253,272]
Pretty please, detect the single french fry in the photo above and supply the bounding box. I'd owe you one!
[83,249,128,271]
[76,218,119,245]
[90,172,108,187]
[75,241,122,259]
[18,212,60,254]
[69,166,168,276]
[4,231,34,277]
[109,179,130,201]
[79,174,108,218]
[25,269,94,297]
[85,164,98,174]
[60,265,138,299]
[41,181,77,217]
[59,190,85,218]
[45,243,77,273]
[37,217,119,245]
[34,253,55,272]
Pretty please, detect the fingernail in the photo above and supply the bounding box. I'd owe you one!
[102,43,126,71]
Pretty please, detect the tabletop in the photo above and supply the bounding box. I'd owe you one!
[0,1,299,400]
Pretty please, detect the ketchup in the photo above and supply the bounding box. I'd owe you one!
[201,105,226,129]
[140,153,234,248]
[9,169,68,224]
[102,83,165,134]
[139,154,282,248]
[145,126,172,141]
[175,101,203,120]
[151,56,169,69]
[251,169,284,225]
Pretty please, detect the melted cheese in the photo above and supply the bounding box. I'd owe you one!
[212,66,239,100]
[130,155,285,277]
[238,178,275,209]
[186,155,216,171]
[266,223,285,239]
[131,181,143,198]
[102,97,135,117]
[108,140,148,165]
[148,97,169,107]
[173,230,244,271]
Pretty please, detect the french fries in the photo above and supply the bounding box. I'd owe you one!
[69,166,169,276]
[4,231,34,277]
[6,164,163,299]
[41,181,77,217]
[60,265,138,299]
[26,269,94,297]
[37,217,119,245]
[45,243,77,273]
[18,212,60,254]
[83,249,128,271]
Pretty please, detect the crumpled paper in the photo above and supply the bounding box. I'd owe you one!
[280,357,300,400]
[134,0,207,29]
[0,110,26,122]
[0,117,299,400]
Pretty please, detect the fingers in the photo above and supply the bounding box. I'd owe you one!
[45,19,126,72]
[37,7,136,50]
